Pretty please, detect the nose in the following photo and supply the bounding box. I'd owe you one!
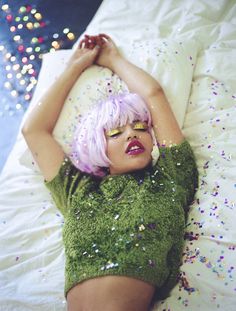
[126,125,138,141]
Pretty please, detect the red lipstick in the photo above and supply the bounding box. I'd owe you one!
[126,140,145,155]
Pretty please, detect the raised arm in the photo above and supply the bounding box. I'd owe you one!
[22,45,100,181]
[95,34,184,147]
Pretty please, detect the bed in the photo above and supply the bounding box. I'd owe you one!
[0,0,236,310]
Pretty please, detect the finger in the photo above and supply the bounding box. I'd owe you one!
[86,35,104,47]
[85,35,95,43]
[99,33,111,41]
[93,45,100,53]
[89,36,97,44]
[80,34,93,47]
[96,36,105,47]
[84,38,92,49]
[86,45,100,60]
[87,41,95,49]
[79,38,87,48]
[82,36,94,49]
[95,36,103,46]
[99,34,114,47]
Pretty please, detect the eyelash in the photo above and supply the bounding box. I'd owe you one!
[133,122,148,131]
[109,130,121,137]
[107,122,148,137]
[133,126,148,131]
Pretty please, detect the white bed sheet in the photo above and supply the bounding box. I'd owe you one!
[0,1,236,310]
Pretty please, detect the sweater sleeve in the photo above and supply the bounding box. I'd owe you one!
[44,158,83,216]
[156,140,198,207]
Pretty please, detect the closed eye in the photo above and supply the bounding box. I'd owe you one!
[106,128,122,137]
[133,121,148,131]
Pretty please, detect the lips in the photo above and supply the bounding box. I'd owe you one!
[126,140,145,155]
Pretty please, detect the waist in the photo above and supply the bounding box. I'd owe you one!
[67,275,155,310]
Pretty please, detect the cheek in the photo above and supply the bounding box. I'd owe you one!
[106,139,121,159]
[147,141,155,158]
[143,133,154,148]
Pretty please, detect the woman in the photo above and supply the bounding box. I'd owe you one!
[22,34,198,311]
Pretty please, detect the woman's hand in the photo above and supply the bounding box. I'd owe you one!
[79,34,121,71]
[67,44,100,74]
[95,34,121,70]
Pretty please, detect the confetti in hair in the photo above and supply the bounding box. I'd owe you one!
[70,92,153,177]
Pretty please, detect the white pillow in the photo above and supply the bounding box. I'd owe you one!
[19,39,198,169]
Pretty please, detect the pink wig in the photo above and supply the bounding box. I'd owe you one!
[70,92,153,177]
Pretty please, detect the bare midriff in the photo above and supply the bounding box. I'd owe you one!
[67,275,155,311]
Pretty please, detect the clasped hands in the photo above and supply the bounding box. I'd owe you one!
[66,33,120,74]
[79,33,108,49]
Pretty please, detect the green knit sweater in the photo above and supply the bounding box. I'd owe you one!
[45,140,198,300]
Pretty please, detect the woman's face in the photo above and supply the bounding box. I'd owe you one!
[105,121,153,175]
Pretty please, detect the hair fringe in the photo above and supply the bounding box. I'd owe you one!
[69,93,153,177]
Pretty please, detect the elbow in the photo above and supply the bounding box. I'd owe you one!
[21,121,33,137]
[21,122,43,138]
[21,124,34,147]
[141,84,163,100]
[147,87,163,99]
[21,123,29,137]
[21,119,51,137]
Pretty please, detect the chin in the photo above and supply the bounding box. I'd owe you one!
[127,158,152,173]
[110,155,152,175]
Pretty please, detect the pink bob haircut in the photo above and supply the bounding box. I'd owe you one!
[69,92,154,177]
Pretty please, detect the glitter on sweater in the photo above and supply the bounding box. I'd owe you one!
[45,140,198,300]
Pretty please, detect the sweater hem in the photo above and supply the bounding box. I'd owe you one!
[65,269,164,298]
